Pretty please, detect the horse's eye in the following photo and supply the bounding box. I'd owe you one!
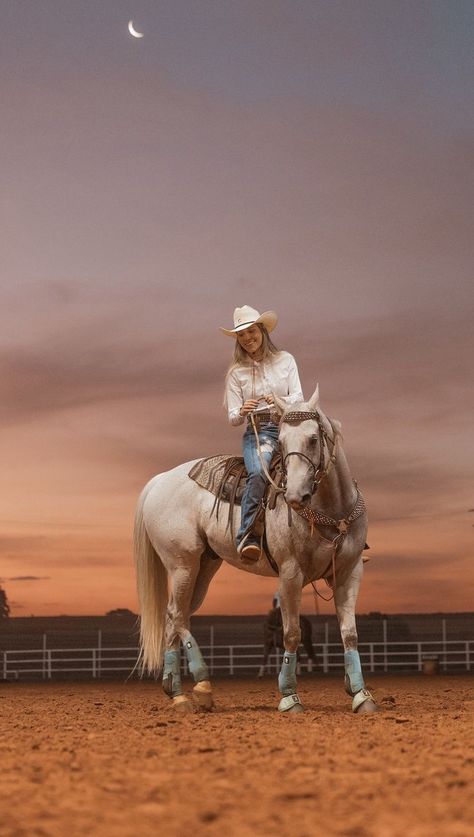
[310,435,318,444]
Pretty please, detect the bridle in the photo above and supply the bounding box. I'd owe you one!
[278,408,366,602]
[249,407,366,598]
[280,410,337,494]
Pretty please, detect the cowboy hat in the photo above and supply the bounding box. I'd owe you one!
[220,305,278,337]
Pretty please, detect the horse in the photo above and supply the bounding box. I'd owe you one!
[258,605,317,677]
[134,385,377,714]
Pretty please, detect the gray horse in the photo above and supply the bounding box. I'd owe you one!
[134,386,377,714]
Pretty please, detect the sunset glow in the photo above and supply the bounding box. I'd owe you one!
[1,1,473,616]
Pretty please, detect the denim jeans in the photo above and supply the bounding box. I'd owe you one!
[237,422,279,545]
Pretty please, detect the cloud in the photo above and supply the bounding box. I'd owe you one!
[0,15,472,617]
[0,535,52,553]
[4,575,50,582]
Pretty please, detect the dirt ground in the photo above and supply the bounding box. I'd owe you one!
[0,675,472,837]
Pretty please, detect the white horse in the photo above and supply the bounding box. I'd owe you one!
[134,386,377,714]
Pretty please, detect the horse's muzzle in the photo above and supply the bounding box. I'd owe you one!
[286,493,312,510]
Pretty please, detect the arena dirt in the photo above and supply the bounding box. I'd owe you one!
[0,675,472,836]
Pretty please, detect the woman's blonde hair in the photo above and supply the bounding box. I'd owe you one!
[223,325,281,406]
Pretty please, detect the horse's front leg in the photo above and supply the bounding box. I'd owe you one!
[335,558,377,714]
[277,567,305,714]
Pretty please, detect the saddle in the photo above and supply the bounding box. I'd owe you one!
[189,453,283,506]
[188,453,283,538]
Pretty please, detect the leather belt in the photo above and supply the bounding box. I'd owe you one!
[247,411,278,427]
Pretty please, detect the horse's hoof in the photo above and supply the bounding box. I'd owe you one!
[172,695,194,714]
[352,689,378,714]
[355,699,378,715]
[287,702,305,715]
[278,694,303,713]
[192,682,214,712]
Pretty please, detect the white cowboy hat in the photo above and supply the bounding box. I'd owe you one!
[220,305,278,337]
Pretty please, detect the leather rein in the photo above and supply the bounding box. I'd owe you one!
[252,409,366,593]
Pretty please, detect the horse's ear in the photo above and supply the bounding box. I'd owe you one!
[271,392,287,414]
[307,384,320,411]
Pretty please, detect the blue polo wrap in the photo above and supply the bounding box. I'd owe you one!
[162,649,182,698]
[344,649,365,695]
[183,635,209,683]
[278,652,298,696]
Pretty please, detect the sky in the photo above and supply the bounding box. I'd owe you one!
[1,0,473,617]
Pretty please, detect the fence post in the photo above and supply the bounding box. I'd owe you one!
[383,620,388,672]
[47,649,52,679]
[417,642,422,672]
[442,619,447,672]
[323,622,329,673]
[229,646,234,676]
[42,634,47,680]
[466,641,471,672]
[370,643,374,673]
[210,625,214,676]
[97,630,102,679]
[3,651,6,680]
[322,643,328,673]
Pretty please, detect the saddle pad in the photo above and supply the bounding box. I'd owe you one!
[188,455,247,504]
[188,453,282,506]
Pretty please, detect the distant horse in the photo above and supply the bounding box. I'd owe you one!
[258,607,317,677]
[134,386,377,714]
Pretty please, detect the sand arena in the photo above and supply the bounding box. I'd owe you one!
[0,675,472,837]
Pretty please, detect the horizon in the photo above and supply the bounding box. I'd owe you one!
[5,608,473,620]
[1,1,473,617]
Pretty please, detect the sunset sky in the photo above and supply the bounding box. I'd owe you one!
[1,1,473,617]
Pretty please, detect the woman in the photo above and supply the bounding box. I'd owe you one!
[221,305,304,561]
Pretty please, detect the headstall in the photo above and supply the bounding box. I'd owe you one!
[280,410,336,494]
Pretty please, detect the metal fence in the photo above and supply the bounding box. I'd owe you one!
[2,639,473,681]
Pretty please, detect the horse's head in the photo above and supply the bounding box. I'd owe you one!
[273,384,330,509]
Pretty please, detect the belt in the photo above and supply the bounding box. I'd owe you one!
[247,411,278,427]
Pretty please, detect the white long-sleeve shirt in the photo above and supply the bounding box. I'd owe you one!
[225,351,304,426]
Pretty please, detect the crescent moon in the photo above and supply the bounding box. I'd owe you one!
[128,20,144,39]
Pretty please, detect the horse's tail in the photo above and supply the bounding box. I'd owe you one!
[133,485,168,676]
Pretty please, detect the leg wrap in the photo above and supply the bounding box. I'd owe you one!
[183,635,209,683]
[344,649,365,696]
[278,652,298,696]
[162,650,182,698]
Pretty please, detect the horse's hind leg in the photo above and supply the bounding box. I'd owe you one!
[163,559,210,713]
[185,551,223,711]
[335,559,377,714]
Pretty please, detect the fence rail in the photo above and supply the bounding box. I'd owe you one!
[1,639,473,681]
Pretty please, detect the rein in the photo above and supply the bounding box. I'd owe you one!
[250,408,365,596]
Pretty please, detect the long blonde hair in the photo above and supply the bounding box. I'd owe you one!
[223,325,281,406]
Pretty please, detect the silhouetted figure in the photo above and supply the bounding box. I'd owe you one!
[258,603,316,677]
[0,586,10,619]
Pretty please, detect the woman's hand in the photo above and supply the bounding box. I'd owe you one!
[239,399,260,416]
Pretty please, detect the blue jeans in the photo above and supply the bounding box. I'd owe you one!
[237,422,279,545]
